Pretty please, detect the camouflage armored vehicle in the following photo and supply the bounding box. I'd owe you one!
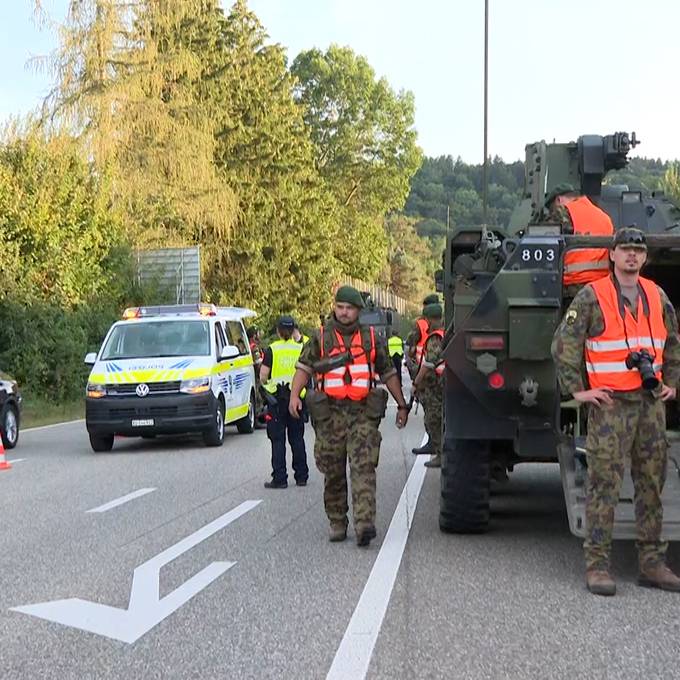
[358,291,399,345]
[440,132,680,536]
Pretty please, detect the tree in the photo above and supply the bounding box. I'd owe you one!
[187,1,339,326]
[291,45,422,280]
[35,0,236,246]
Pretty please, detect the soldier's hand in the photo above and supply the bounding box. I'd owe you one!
[288,395,303,419]
[396,406,409,429]
[660,384,677,402]
[572,388,614,407]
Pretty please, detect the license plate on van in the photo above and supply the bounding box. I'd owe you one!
[132,418,154,427]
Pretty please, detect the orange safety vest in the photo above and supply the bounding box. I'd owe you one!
[423,328,446,377]
[414,318,429,364]
[563,196,614,286]
[584,276,666,391]
[318,326,377,401]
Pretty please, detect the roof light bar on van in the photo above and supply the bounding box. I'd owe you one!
[468,334,505,351]
[121,304,218,320]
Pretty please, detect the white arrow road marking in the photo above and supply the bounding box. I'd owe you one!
[86,488,157,513]
[11,499,261,644]
[327,435,428,680]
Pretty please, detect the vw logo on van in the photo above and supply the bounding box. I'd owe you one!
[136,383,150,398]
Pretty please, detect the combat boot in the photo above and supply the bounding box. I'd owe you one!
[356,524,377,547]
[424,455,441,468]
[586,569,616,596]
[412,441,432,456]
[638,564,680,592]
[329,522,348,542]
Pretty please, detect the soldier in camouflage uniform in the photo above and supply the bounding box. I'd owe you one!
[412,304,445,469]
[406,293,440,456]
[552,227,680,596]
[288,286,409,546]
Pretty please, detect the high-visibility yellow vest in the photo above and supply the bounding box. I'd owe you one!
[388,335,404,357]
[263,339,305,397]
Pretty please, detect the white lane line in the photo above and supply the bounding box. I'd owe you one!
[86,488,157,514]
[327,435,429,680]
[23,418,85,433]
[7,458,26,464]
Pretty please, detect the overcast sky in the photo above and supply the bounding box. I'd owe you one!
[2,0,679,162]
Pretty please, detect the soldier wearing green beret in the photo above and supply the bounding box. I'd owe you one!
[288,285,409,546]
[405,293,440,455]
[412,303,445,468]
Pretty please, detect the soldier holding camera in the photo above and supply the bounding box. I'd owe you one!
[553,227,680,596]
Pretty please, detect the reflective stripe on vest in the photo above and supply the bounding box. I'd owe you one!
[388,335,404,357]
[318,325,376,401]
[263,339,303,395]
[584,276,666,391]
[414,318,429,363]
[563,197,614,286]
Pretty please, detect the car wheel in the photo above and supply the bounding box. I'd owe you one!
[236,392,256,434]
[203,398,226,446]
[89,432,114,453]
[1,403,19,449]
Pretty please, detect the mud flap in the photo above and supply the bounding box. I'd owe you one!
[559,432,680,539]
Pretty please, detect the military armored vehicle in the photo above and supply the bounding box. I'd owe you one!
[358,291,399,345]
[440,132,680,537]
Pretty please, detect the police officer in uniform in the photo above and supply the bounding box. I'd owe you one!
[552,227,680,595]
[407,293,440,455]
[387,331,404,386]
[288,286,409,546]
[413,304,445,468]
[260,315,309,489]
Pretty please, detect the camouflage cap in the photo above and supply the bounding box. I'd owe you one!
[335,285,365,308]
[545,182,577,206]
[422,303,443,319]
[612,226,647,249]
[422,293,440,305]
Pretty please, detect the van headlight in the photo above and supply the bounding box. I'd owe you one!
[87,383,107,399]
[180,376,211,394]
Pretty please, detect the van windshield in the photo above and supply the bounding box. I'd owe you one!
[101,321,210,360]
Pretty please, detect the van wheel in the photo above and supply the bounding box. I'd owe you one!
[439,438,490,533]
[89,432,114,453]
[236,391,256,434]
[1,403,19,449]
[203,398,225,446]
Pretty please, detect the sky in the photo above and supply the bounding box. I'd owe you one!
[2,0,679,163]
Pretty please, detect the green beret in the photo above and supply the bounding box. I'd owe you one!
[545,182,577,206]
[422,303,443,319]
[335,285,365,308]
[422,293,440,305]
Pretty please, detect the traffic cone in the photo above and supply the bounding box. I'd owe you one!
[0,439,11,471]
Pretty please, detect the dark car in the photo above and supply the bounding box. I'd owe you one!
[0,371,22,449]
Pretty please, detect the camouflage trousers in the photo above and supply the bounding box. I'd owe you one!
[312,399,381,531]
[419,382,443,459]
[584,396,668,571]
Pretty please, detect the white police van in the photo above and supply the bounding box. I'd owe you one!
[84,304,256,452]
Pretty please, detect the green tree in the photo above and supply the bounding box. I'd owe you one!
[291,45,422,280]
[35,0,236,246]
[184,0,338,326]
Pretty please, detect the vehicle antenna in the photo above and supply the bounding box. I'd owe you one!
[482,0,489,227]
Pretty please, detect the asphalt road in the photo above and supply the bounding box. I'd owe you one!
[2,409,680,680]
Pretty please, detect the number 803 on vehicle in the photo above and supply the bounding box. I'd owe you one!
[516,244,558,270]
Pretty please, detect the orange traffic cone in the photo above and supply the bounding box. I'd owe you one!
[0,439,11,471]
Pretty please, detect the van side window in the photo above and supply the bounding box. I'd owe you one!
[215,322,227,359]
[227,321,248,356]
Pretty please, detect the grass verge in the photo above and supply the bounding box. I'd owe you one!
[20,396,84,430]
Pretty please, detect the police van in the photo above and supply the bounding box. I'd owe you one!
[84,304,256,452]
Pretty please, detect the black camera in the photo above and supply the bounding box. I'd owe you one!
[625,349,659,390]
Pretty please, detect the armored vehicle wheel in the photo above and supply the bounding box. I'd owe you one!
[439,438,490,533]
